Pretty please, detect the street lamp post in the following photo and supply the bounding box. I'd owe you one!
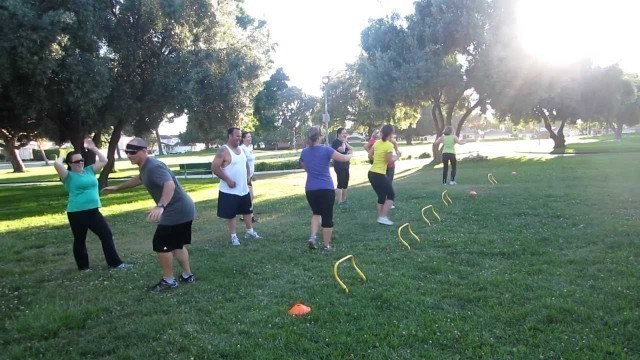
[322,76,331,145]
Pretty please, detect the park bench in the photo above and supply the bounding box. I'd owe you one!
[178,162,213,178]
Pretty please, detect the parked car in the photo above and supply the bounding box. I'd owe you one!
[346,135,366,143]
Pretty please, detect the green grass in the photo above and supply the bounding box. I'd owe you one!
[0,143,639,358]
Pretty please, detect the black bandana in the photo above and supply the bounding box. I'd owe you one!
[125,144,147,151]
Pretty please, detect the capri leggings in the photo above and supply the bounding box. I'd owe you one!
[305,189,335,228]
[368,171,395,204]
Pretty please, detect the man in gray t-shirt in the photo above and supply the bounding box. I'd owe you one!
[103,138,196,292]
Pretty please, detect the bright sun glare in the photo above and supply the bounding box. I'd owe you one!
[517,0,640,71]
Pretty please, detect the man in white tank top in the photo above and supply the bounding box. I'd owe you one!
[212,128,262,246]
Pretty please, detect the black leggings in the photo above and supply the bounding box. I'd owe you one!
[368,171,395,204]
[442,153,457,183]
[67,208,123,270]
[305,189,335,228]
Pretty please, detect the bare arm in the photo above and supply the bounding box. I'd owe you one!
[147,180,175,222]
[53,156,68,181]
[85,140,108,173]
[332,150,352,162]
[211,147,235,187]
[390,138,401,157]
[454,136,465,145]
[385,151,396,163]
[101,176,142,194]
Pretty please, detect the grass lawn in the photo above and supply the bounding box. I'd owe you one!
[0,141,638,358]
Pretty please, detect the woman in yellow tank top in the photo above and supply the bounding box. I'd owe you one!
[367,124,397,225]
[434,126,466,185]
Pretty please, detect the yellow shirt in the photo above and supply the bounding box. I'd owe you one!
[370,140,394,174]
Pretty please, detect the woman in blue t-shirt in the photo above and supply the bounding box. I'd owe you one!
[299,127,352,251]
[54,139,131,272]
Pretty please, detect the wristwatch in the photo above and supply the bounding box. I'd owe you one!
[156,202,165,208]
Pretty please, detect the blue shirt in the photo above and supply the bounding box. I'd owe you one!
[299,145,335,191]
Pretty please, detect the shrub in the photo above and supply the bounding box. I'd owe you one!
[254,160,301,172]
[32,149,61,161]
[0,153,5,161]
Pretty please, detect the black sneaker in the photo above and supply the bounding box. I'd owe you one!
[179,274,195,283]
[150,279,178,292]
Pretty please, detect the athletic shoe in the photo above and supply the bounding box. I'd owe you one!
[150,279,178,292]
[391,205,396,209]
[450,181,457,185]
[252,217,259,223]
[231,236,241,246]
[244,231,262,240]
[322,244,334,252]
[308,236,317,250]
[377,217,394,225]
[179,274,195,283]
[112,263,133,270]
[80,268,93,273]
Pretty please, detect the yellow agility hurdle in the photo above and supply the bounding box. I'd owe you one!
[333,255,367,293]
[441,190,452,207]
[421,205,441,226]
[488,173,498,185]
[397,223,420,250]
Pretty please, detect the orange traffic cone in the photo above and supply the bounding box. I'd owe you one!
[288,303,311,316]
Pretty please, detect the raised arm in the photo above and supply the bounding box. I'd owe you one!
[53,155,68,181]
[85,139,108,173]
[390,138,401,158]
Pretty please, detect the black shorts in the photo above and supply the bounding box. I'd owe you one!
[334,167,350,189]
[152,221,193,252]
[217,191,252,219]
[305,189,334,228]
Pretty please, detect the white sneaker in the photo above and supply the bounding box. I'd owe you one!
[377,217,394,225]
[450,181,457,185]
[231,236,241,246]
[244,231,262,240]
[391,205,396,209]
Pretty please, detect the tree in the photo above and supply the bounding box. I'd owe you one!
[253,68,290,135]
[360,0,491,159]
[613,74,640,139]
[275,87,318,148]
[323,62,390,136]
[183,0,272,151]
[0,1,75,171]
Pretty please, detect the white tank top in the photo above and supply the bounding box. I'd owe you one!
[240,144,255,177]
[218,145,249,196]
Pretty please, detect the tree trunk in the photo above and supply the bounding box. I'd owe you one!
[99,120,124,188]
[0,132,26,172]
[405,124,413,145]
[431,103,444,163]
[455,98,484,137]
[614,121,623,140]
[539,108,565,150]
[37,140,49,166]
[155,127,165,155]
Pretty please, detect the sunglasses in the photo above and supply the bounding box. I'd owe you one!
[70,159,84,164]
[124,149,141,155]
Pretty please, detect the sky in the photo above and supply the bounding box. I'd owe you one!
[242,0,415,96]
[161,0,640,134]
